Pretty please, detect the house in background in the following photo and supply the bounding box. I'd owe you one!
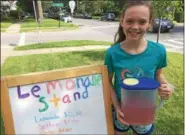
[1,0,17,11]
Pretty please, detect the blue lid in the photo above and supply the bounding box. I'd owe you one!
[120,77,160,90]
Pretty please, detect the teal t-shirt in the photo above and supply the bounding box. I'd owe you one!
[104,40,167,102]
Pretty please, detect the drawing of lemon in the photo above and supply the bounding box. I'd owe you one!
[123,78,139,85]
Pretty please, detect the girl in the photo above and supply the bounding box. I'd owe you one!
[104,1,173,135]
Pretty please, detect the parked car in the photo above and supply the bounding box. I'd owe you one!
[83,13,92,19]
[73,13,79,18]
[101,13,115,21]
[73,13,92,19]
[60,14,72,23]
[149,19,174,33]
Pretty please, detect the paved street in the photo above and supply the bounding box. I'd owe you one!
[72,19,184,54]
[1,18,184,54]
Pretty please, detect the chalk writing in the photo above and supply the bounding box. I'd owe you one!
[66,79,75,90]
[63,119,80,125]
[39,97,49,112]
[17,85,41,99]
[64,111,82,118]
[39,121,59,130]
[49,94,60,108]
[38,118,80,130]
[16,74,102,113]
[34,113,60,123]
[40,128,72,135]
[46,81,62,94]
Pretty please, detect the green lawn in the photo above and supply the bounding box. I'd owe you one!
[1,22,12,28]
[1,23,12,32]
[1,21,13,32]
[1,17,19,32]
[92,16,101,20]
[14,40,112,50]
[1,51,183,135]
[21,18,78,32]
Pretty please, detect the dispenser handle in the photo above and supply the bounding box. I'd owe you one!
[156,99,165,110]
[156,83,175,110]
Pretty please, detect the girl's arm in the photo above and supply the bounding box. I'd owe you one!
[108,74,129,125]
[108,74,121,111]
[155,69,168,84]
[155,69,173,99]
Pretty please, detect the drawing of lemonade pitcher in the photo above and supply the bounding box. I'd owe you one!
[120,77,166,125]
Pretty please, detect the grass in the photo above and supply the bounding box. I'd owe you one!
[1,17,18,32]
[1,22,12,28]
[20,18,78,32]
[1,51,184,135]
[92,16,101,20]
[14,40,112,50]
[153,52,184,135]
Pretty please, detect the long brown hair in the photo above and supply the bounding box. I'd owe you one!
[113,1,154,45]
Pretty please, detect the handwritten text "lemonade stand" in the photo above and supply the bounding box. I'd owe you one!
[16,74,102,112]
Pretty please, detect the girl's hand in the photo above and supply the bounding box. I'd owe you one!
[158,83,174,100]
[116,108,129,126]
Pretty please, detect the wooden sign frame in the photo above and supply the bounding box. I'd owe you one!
[1,65,114,134]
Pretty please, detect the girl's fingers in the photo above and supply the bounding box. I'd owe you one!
[160,84,168,88]
[160,94,170,98]
[117,116,129,126]
[159,92,172,99]
[159,93,171,97]
[159,91,171,95]
[158,87,169,91]
[118,111,124,118]
[116,111,129,125]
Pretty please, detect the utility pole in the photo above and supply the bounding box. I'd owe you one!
[33,0,40,43]
[156,17,161,43]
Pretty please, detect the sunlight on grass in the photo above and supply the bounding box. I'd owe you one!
[1,21,13,32]
[21,18,78,32]
[1,17,19,31]
[14,40,112,50]
[1,22,12,28]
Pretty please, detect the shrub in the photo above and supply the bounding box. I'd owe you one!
[10,10,19,19]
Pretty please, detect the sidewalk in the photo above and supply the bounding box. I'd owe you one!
[175,23,184,27]
[11,45,109,56]
[1,21,183,66]
[1,47,14,65]
[6,22,22,33]
[1,44,183,66]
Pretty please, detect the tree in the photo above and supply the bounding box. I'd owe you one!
[1,1,10,18]
[1,1,15,16]
[42,1,53,12]
[16,0,27,12]
[16,0,43,22]
[7,0,16,13]
[74,0,118,15]
[36,0,43,23]
[152,0,183,42]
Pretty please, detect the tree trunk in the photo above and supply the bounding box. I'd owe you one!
[36,0,43,23]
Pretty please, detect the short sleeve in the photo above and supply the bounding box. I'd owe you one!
[104,49,114,74]
[157,44,167,69]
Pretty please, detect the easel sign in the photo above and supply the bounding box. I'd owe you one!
[1,65,114,134]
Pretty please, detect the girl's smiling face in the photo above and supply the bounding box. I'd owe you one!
[121,5,152,41]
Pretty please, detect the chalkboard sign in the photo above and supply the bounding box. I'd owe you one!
[1,65,114,134]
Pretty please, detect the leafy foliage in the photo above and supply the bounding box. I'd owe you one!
[152,0,183,20]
